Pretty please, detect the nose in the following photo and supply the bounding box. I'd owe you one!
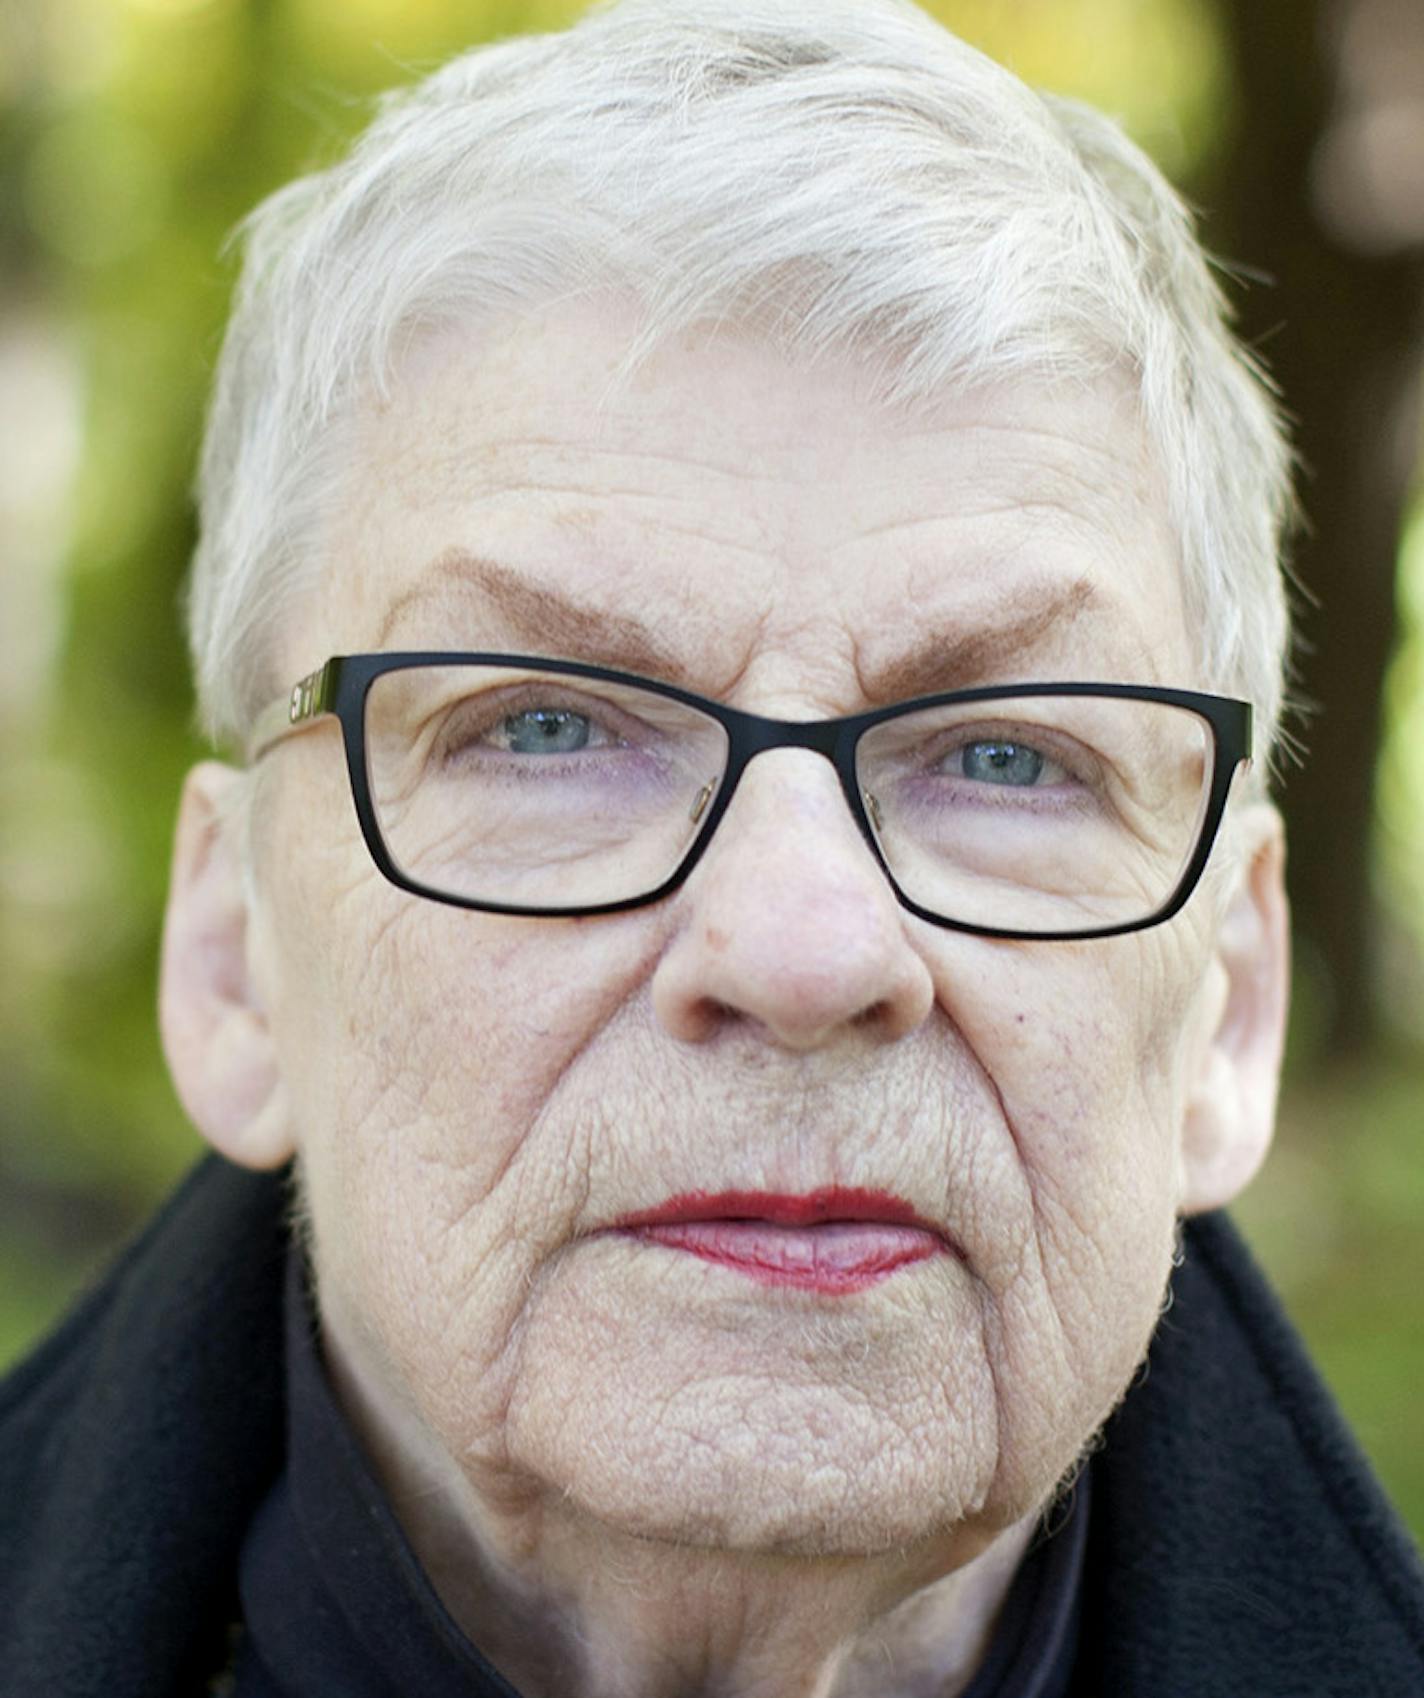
[651,750,936,1050]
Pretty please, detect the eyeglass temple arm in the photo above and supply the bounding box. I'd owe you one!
[248,661,337,763]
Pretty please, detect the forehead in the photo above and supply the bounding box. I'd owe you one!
[306,302,1192,705]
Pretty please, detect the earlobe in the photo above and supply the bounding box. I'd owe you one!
[159,761,295,1171]
[1178,804,1290,1215]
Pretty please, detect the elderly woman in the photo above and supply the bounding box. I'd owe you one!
[3,1,1422,1694]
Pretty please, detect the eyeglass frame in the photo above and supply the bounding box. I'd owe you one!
[249,651,1253,942]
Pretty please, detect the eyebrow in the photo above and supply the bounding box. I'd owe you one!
[375,549,1115,706]
[858,576,1104,702]
[376,550,692,683]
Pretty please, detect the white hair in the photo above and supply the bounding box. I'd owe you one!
[189,0,1294,771]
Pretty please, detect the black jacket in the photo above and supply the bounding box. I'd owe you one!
[2,1156,1421,1696]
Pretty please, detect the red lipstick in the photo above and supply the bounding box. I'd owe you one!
[613,1187,954,1293]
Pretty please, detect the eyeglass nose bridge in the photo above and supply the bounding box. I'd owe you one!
[685,706,887,873]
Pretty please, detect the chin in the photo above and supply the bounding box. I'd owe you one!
[501,1382,1026,1563]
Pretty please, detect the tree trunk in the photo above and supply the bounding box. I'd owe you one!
[1199,0,1424,1059]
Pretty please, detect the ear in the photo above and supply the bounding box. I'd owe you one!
[1178,803,1290,1215]
[159,761,295,1171]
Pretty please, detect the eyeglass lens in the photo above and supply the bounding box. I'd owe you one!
[361,664,1212,932]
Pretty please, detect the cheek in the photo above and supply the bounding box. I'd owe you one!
[927,929,1208,1498]
[935,927,1208,1197]
[265,872,667,1436]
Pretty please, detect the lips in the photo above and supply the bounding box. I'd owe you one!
[611,1187,955,1294]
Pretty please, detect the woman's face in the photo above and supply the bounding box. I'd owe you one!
[182,301,1281,1571]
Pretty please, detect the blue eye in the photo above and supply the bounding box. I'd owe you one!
[501,709,593,754]
[959,740,1045,786]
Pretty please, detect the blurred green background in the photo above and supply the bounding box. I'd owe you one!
[1,0,1421,1537]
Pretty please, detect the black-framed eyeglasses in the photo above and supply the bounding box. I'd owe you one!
[249,653,1251,941]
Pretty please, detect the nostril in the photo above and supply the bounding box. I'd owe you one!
[851,999,891,1031]
[672,994,745,1043]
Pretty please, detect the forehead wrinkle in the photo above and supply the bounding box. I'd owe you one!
[386,425,814,504]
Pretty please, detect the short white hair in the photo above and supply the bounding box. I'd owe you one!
[189,0,1294,769]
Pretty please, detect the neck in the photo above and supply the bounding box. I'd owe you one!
[410,1477,1037,1698]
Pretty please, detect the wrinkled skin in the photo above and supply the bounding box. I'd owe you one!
[161,303,1288,1698]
